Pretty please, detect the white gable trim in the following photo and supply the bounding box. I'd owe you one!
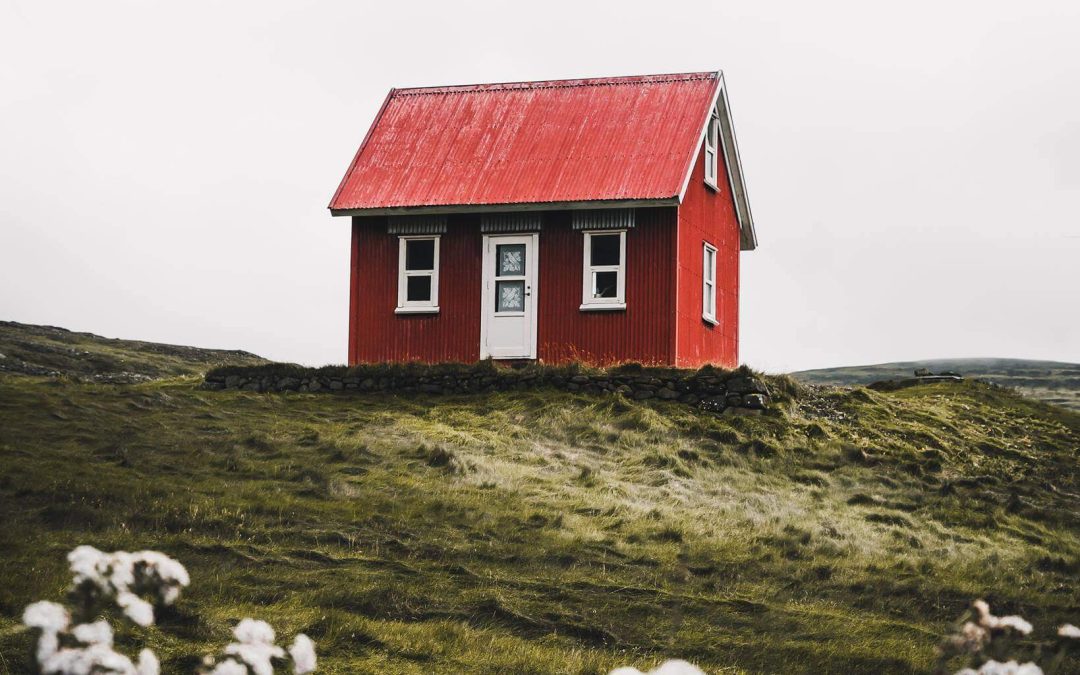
[676,72,758,251]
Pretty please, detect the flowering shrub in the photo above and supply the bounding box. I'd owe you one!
[200,619,316,675]
[21,546,316,675]
[936,599,1080,675]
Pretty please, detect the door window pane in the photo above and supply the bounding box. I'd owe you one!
[593,271,618,298]
[495,280,525,312]
[496,244,526,276]
[590,234,621,266]
[405,239,435,271]
[406,275,432,302]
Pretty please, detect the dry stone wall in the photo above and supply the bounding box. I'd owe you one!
[203,364,771,414]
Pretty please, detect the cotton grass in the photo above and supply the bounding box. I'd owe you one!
[23,546,317,674]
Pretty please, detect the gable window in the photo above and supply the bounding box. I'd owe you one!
[396,236,440,313]
[581,230,626,310]
[702,242,718,324]
[704,110,719,189]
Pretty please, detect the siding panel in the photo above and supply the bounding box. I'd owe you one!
[350,210,677,365]
[352,215,482,363]
[674,145,741,368]
[537,209,677,365]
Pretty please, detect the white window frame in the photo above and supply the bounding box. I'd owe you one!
[395,235,440,314]
[580,229,626,311]
[704,110,719,190]
[702,242,718,324]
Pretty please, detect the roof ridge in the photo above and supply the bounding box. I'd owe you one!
[393,71,718,97]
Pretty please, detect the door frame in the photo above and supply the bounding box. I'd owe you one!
[480,233,539,360]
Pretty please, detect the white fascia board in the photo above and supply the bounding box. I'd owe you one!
[676,71,758,251]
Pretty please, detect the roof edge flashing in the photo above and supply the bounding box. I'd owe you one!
[392,71,718,97]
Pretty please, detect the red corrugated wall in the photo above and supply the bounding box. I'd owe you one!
[674,145,741,368]
[537,209,677,365]
[350,215,483,363]
[348,210,679,365]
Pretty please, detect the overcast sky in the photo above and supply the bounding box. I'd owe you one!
[2,0,1078,372]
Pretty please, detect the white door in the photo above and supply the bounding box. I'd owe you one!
[481,233,538,359]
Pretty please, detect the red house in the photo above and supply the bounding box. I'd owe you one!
[329,71,757,368]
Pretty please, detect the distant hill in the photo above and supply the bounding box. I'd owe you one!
[0,320,267,382]
[792,357,1080,410]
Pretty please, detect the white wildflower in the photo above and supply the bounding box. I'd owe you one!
[23,601,71,633]
[136,649,160,675]
[63,546,189,628]
[116,592,155,627]
[996,615,1033,635]
[223,642,285,675]
[610,660,705,675]
[205,620,317,675]
[963,660,1043,675]
[233,618,277,645]
[951,621,990,653]
[67,545,108,587]
[72,620,114,646]
[208,661,249,675]
[23,601,71,663]
[289,634,317,674]
[37,631,61,664]
[132,551,190,605]
[1059,623,1080,639]
[40,643,138,674]
[971,600,1033,635]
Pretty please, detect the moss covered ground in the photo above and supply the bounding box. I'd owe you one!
[0,372,1078,673]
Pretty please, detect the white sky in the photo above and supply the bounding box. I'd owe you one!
[2,0,1078,372]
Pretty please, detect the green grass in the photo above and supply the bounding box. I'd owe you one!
[0,373,1078,673]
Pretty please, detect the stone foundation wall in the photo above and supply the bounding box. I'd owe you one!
[203,365,771,414]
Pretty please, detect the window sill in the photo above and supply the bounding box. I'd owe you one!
[580,303,626,312]
[704,178,719,192]
[395,306,440,315]
[702,314,719,326]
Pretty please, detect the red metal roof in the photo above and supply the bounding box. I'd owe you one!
[329,72,721,213]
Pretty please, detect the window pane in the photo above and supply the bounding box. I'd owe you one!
[496,244,525,276]
[495,280,525,312]
[406,275,431,302]
[593,270,618,298]
[705,249,715,282]
[590,234,621,266]
[405,239,435,271]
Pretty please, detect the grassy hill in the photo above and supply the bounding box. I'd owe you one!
[1,333,1079,673]
[793,358,1080,411]
[0,320,266,382]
